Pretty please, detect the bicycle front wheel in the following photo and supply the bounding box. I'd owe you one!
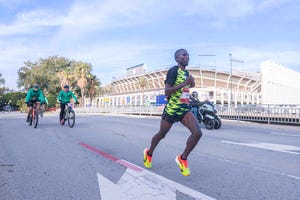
[33,110,39,128]
[67,110,75,128]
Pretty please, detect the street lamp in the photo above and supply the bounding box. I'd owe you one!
[229,54,244,106]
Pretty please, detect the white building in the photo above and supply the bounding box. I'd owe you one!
[261,61,300,105]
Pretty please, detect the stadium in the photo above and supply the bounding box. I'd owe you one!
[88,61,300,107]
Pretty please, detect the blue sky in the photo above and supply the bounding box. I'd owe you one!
[1,0,300,89]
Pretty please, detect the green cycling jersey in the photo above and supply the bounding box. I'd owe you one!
[25,88,45,103]
[57,90,78,104]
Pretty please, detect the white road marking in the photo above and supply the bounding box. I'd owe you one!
[270,132,300,137]
[286,174,300,180]
[97,162,217,200]
[220,141,300,180]
[222,140,300,155]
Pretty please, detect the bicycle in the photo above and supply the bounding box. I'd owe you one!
[39,103,46,117]
[60,102,77,128]
[29,102,40,128]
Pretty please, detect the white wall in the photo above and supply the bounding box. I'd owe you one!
[261,61,300,104]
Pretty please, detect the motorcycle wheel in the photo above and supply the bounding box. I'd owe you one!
[204,118,215,130]
[214,118,222,129]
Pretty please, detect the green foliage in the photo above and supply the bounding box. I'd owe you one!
[17,56,101,105]
[47,94,58,108]
[17,99,26,113]
[0,92,26,108]
[0,73,5,96]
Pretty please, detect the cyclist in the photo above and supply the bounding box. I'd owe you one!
[143,49,202,176]
[40,96,48,117]
[57,85,79,124]
[25,84,45,122]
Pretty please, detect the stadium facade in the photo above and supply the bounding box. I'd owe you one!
[87,62,300,107]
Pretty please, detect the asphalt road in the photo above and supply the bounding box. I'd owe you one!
[0,112,299,200]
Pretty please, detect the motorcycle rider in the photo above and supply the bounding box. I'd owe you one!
[189,91,201,118]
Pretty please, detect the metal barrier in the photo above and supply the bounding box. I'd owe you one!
[216,105,300,125]
[76,104,300,126]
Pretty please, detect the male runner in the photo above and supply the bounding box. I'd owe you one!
[144,49,202,176]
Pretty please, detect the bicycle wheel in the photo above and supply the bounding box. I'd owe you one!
[67,110,75,128]
[33,109,39,128]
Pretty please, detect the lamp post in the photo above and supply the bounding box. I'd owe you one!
[229,54,244,106]
[198,54,217,103]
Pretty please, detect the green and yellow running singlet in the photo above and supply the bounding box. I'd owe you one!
[164,66,190,116]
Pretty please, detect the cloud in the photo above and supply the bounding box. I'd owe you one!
[0,0,299,89]
[0,0,33,8]
[0,8,64,36]
[229,45,300,72]
[256,0,293,10]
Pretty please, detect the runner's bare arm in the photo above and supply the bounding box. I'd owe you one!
[165,76,193,96]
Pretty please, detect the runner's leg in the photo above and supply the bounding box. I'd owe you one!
[148,119,173,155]
[180,111,202,159]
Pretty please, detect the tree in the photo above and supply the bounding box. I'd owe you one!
[0,73,5,95]
[85,74,101,105]
[73,61,101,106]
[17,56,101,106]
[137,76,148,105]
[0,92,26,109]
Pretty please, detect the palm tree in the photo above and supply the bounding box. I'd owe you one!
[0,73,5,95]
[137,76,148,105]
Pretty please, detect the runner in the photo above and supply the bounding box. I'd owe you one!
[143,49,202,176]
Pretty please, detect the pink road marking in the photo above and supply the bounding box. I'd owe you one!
[79,142,143,172]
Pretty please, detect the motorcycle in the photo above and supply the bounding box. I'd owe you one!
[190,100,222,130]
[199,100,222,129]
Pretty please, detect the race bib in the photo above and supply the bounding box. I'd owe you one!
[180,87,190,104]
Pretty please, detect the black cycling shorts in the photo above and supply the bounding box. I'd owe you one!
[26,100,40,107]
[161,109,189,124]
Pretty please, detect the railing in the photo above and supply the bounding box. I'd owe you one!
[76,105,300,125]
[218,105,300,125]
[217,105,300,125]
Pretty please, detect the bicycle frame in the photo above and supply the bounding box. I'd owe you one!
[30,102,40,128]
[61,103,76,128]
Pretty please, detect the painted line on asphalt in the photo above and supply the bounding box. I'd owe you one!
[221,141,300,180]
[78,142,142,172]
[222,140,300,155]
[270,132,300,137]
[79,142,216,200]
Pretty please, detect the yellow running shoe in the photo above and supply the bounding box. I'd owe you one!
[175,155,190,176]
[143,148,152,168]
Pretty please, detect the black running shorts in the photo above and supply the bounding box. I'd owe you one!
[161,109,189,124]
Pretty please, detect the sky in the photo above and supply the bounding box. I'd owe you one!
[0,0,300,90]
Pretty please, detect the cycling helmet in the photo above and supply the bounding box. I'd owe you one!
[33,84,40,90]
[191,91,198,98]
[63,85,70,89]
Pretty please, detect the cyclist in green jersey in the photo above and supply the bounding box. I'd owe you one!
[25,84,45,122]
[57,85,79,124]
[144,49,202,176]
